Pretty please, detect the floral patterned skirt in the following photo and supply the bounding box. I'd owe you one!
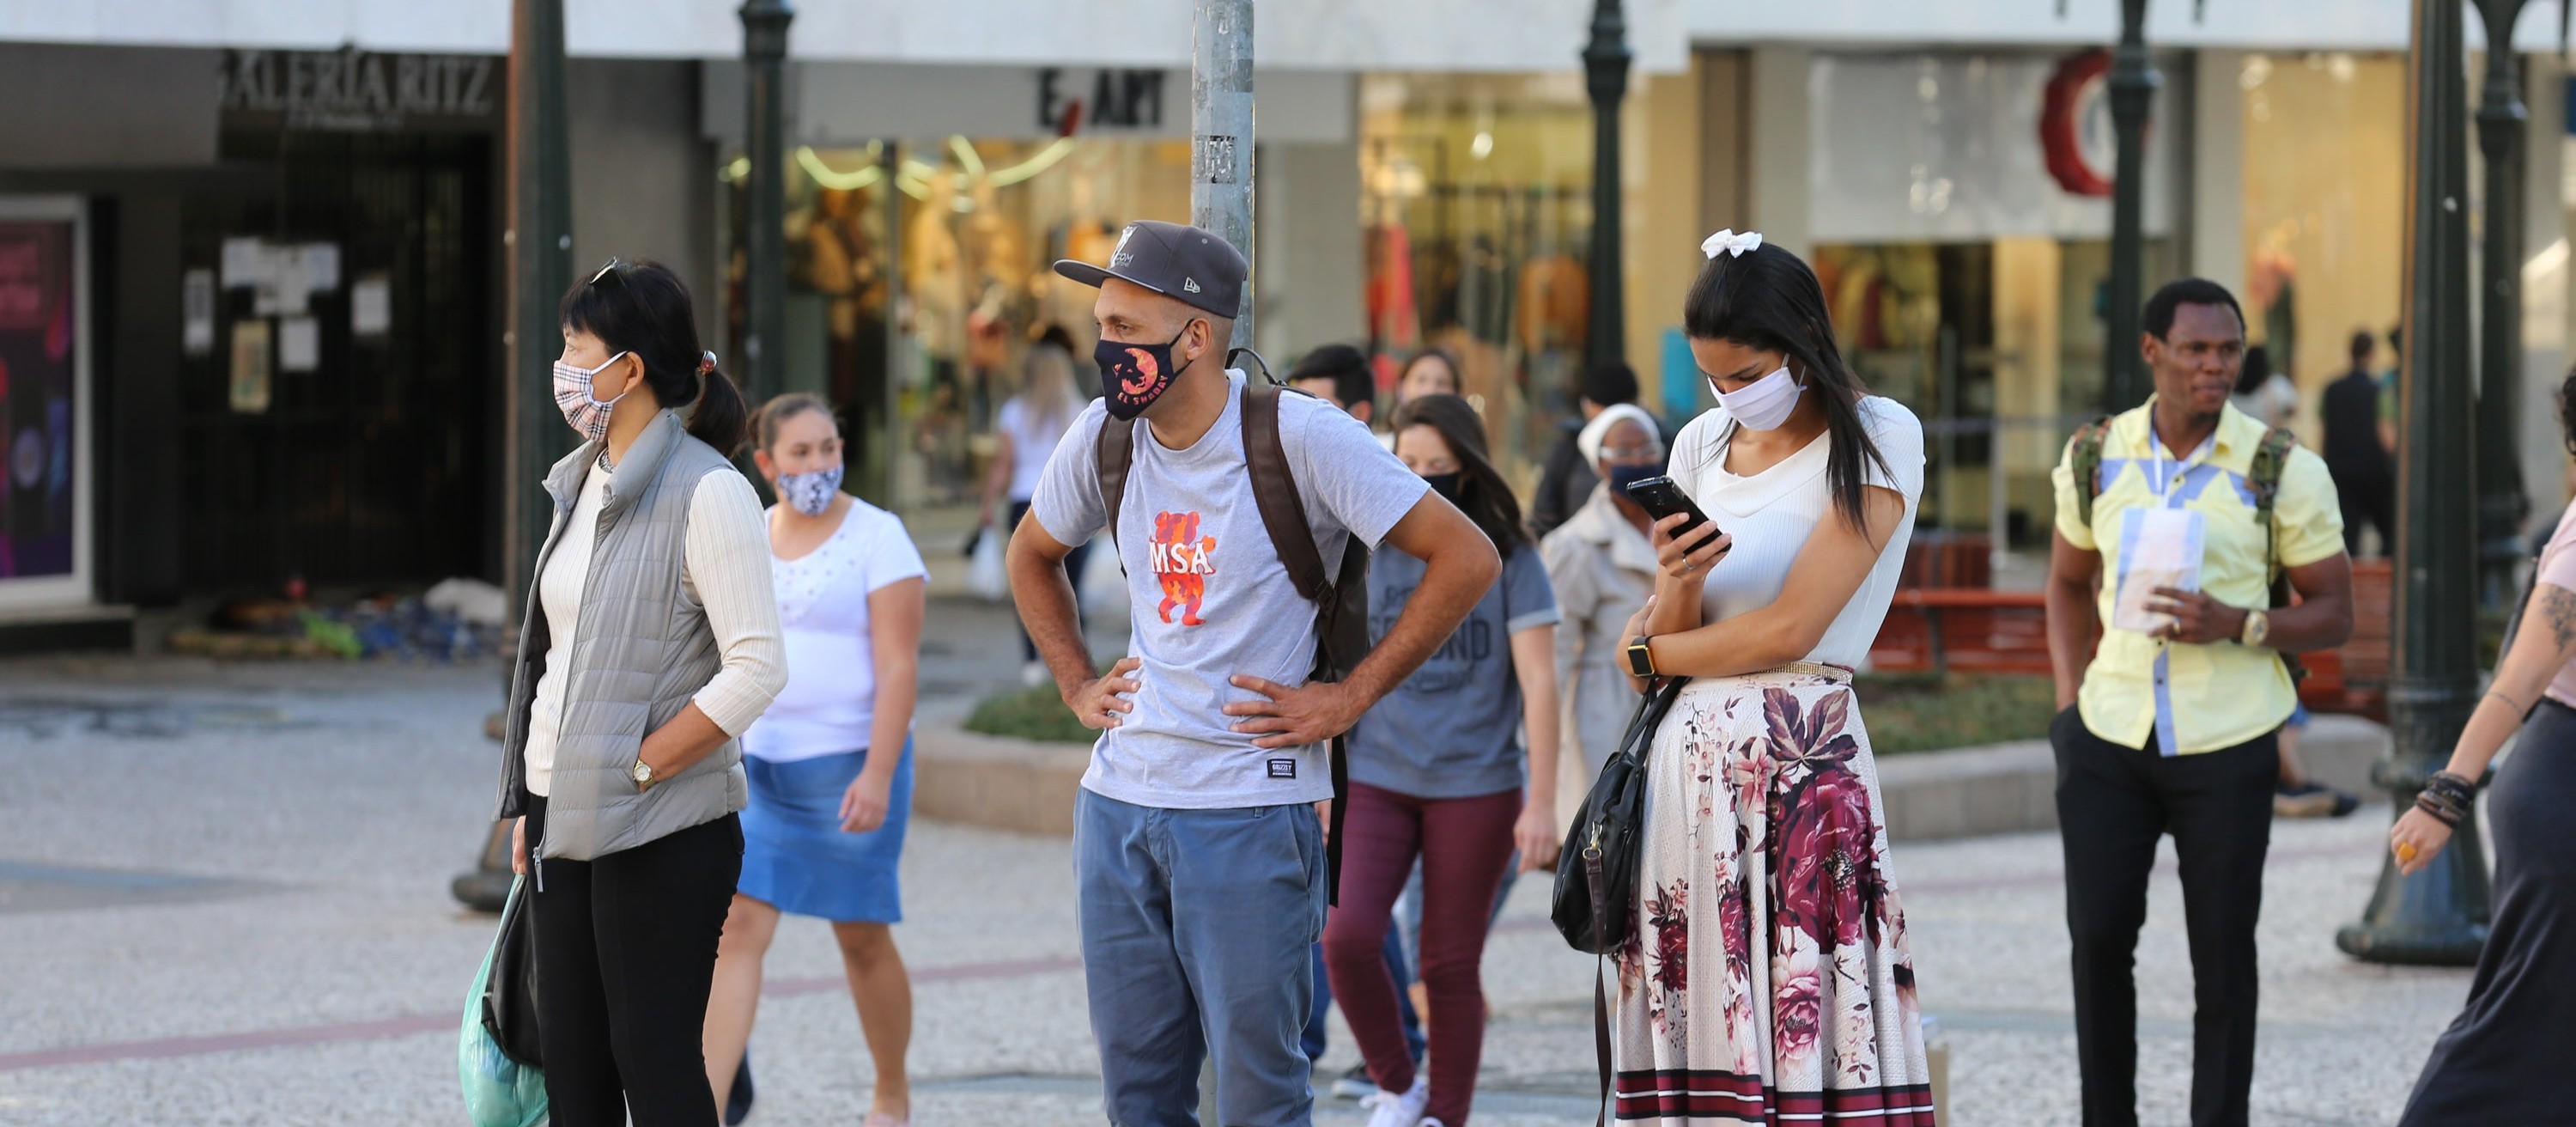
[1610,669,1936,1125]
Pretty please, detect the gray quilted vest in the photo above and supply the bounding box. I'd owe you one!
[495,409,750,862]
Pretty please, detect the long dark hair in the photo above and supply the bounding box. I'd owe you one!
[1683,242,1891,530]
[560,258,749,455]
[1389,393,1527,557]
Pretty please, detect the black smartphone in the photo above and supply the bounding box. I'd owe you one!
[1622,476,1722,544]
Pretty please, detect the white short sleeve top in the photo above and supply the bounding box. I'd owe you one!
[1667,395,1927,668]
[741,498,928,763]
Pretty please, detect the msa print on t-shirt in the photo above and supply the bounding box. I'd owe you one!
[1148,510,1218,627]
[1029,370,1429,811]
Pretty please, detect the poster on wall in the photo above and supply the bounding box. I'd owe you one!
[0,199,89,608]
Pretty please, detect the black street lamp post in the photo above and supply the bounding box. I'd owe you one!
[739,0,794,402]
[2473,0,2534,594]
[2337,0,2493,967]
[2103,0,2159,411]
[1583,0,1630,372]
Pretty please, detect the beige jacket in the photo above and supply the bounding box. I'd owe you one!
[1539,482,1661,777]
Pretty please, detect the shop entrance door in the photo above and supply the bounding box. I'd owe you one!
[177,131,495,595]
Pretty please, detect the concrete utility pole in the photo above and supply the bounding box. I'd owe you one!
[740,0,794,402]
[1192,0,1255,349]
[2337,0,2492,967]
[1583,0,1631,372]
[460,0,574,912]
[2472,0,2535,597]
[2102,0,2158,411]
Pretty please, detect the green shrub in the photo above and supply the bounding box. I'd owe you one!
[963,679,1098,745]
[1852,672,2057,754]
[961,667,2057,754]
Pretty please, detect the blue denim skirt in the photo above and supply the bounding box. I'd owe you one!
[736,739,912,923]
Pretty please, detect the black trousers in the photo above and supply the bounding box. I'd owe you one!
[2050,707,2278,1127]
[526,795,744,1127]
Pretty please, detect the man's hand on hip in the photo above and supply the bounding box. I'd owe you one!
[2148,586,2251,646]
[1224,675,1365,749]
[1066,656,1143,730]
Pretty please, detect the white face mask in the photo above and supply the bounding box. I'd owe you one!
[552,351,633,447]
[1713,364,1804,431]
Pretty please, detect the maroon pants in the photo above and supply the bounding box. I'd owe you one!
[1321,782,1521,1125]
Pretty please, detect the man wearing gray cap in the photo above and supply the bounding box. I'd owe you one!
[1008,220,1501,1126]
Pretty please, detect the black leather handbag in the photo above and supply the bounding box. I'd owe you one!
[1552,674,1688,1126]
[1552,675,1688,954]
[482,875,543,1067]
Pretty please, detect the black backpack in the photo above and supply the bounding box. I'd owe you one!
[1095,374,1370,903]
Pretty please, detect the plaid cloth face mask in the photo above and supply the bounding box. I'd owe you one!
[552,351,633,447]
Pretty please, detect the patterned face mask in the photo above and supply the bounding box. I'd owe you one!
[552,351,634,447]
[775,466,843,517]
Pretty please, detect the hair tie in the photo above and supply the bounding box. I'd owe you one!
[697,350,718,375]
[1702,228,1764,259]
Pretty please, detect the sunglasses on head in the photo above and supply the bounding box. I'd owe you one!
[587,257,625,287]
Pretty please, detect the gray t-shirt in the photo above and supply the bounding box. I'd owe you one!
[1348,542,1560,799]
[1030,370,1430,809]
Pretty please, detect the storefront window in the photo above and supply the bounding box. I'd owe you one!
[1359,73,1595,481]
[726,137,1191,517]
[2239,51,2406,429]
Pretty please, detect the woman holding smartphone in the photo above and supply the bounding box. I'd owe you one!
[1609,233,1936,1125]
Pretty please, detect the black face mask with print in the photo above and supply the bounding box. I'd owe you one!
[1093,321,1195,421]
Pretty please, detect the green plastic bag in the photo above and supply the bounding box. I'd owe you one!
[459,877,547,1127]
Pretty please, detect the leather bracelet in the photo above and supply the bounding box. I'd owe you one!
[2414,792,2464,829]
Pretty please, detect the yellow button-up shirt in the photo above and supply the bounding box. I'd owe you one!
[2050,399,2345,754]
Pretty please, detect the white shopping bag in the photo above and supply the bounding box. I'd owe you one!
[966,524,1010,602]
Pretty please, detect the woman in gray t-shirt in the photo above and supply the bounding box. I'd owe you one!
[1323,393,1563,1127]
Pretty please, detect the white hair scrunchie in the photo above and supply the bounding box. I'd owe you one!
[1702,228,1764,259]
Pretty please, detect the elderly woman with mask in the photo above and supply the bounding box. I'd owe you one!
[1538,401,1668,782]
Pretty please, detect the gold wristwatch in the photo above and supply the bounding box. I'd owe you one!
[2239,608,2271,648]
[631,758,660,791]
[1625,635,1660,679]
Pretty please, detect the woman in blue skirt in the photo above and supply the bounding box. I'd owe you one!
[704,393,927,1127]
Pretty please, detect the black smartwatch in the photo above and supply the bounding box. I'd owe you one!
[1625,635,1660,679]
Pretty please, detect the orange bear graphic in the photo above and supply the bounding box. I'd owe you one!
[1149,510,1218,626]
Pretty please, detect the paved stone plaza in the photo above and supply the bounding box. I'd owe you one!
[0,654,2476,1125]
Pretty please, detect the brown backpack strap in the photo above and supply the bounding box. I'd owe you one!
[1094,412,1136,554]
[1242,379,1361,907]
[1242,381,1332,601]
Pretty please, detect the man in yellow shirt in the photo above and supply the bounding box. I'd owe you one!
[2045,278,2354,1127]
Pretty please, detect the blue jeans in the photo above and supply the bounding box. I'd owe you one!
[1302,926,1425,1065]
[1076,789,1325,1127]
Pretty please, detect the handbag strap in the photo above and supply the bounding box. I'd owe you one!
[1594,953,1613,1127]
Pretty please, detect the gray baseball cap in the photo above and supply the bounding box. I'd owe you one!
[1053,220,1246,319]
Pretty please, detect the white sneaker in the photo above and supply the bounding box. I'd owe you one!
[1359,1075,1429,1127]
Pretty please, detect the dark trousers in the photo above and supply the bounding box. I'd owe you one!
[526,795,744,1127]
[2333,465,2394,557]
[2050,707,2278,1127]
[1010,499,1089,661]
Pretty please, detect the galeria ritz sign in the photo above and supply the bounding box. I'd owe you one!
[220,48,498,133]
